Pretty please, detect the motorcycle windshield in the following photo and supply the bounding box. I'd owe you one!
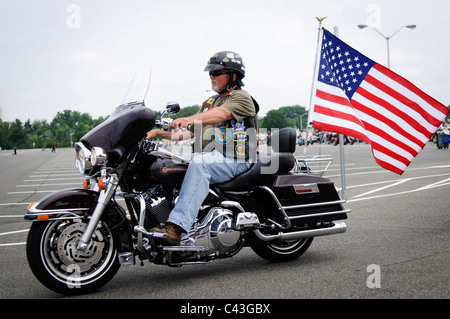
[80,67,156,165]
[121,66,152,106]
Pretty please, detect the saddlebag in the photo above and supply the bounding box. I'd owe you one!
[265,174,349,225]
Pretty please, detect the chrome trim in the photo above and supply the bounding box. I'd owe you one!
[253,221,347,241]
[77,174,119,251]
[134,226,168,240]
[25,202,90,221]
[118,252,135,266]
[282,200,346,210]
[163,246,206,252]
[254,186,292,229]
[152,148,191,164]
[287,209,352,220]
[235,212,260,230]
[293,155,333,176]
[24,209,88,221]
[254,186,350,226]
[91,147,107,166]
[75,142,92,174]
[220,200,245,212]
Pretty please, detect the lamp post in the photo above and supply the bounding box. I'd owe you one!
[299,114,305,131]
[357,24,416,69]
[293,113,306,131]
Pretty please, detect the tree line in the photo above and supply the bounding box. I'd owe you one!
[0,105,308,150]
[171,104,309,131]
[0,110,108,150]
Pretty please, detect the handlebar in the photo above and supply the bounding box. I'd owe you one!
[155,118,174,131]
[155,118,191,132]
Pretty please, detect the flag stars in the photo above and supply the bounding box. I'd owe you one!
[314,29,448,176]
[318,29,375,99]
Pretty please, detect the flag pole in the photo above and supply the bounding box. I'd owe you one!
[305,17,326,155]
[333,26,347,200]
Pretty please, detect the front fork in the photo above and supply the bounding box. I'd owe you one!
[77,172,119,251]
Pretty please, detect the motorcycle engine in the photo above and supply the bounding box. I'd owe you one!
[143,187,174,227]
[181,207,241,256]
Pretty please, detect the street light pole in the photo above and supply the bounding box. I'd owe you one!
[357,24,416,69]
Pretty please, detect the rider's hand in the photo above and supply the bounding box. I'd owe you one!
[146,129,161,140]
[172,117,192,130]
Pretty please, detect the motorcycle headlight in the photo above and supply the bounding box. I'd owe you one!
[75,142,92,174]
[91,147,107,167]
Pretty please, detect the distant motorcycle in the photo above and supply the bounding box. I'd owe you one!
[24,69,349,295]
[327,133,355,146]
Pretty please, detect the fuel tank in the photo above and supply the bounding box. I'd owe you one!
[149,158,188,185]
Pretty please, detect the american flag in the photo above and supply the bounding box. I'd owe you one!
[310,28,449,174]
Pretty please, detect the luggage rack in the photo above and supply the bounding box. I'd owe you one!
[293,155,333,176]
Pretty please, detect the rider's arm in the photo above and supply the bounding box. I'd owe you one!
[146,128,194,141]
[172,106,232,129]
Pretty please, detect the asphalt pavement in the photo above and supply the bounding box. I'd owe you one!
[0,143,448,300]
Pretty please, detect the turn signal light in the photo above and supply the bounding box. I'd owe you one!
[37,214,49,221]
[98,177,104,190]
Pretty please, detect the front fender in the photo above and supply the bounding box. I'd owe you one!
[25,188,133,252]
[25,188,99,221]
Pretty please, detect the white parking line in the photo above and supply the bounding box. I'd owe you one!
[0,214,26,217]
[8,190,59,194]
[0,230,28,247]
[0,229,29,236]
[23,177,81,182]
[348,178,450,203]
[29,173,80,177]
[0,242,26,247]
[16,182,79,187]
[416,177,450,190]
[353,179,411,198]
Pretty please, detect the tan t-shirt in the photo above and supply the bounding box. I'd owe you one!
[194,89,256,153]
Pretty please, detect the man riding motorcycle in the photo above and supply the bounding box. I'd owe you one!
[145,51,259,244]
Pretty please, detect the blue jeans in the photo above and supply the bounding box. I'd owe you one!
[167,150,251,232]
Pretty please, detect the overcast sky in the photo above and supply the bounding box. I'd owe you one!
[1,0,449,123]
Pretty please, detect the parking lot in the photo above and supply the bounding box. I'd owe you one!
[0,142,448,299]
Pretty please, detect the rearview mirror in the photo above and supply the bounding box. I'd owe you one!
[166,102,180,115]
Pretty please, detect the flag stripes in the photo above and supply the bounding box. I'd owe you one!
[310,28,449,174]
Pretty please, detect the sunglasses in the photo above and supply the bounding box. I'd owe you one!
[209,70,231,77]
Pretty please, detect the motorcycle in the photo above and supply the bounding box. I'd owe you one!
[24,69,350,295]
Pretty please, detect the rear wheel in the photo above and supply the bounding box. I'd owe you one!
[26,218,120,295]
[251,237,313,262]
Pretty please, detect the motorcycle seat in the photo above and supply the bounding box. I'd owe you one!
[213,152,296,191]
[213,128,297,191]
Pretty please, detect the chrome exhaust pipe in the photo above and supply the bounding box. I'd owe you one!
[253,221,347,242]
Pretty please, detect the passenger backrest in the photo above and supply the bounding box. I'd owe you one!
[270,128,296,153]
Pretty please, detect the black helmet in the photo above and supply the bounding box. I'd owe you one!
[204,51,246,90]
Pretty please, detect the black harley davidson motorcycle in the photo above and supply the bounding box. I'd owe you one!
[24,70,349,295]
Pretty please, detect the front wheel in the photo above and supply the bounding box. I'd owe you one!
[26,218,120,295]
[251,237,313,263]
